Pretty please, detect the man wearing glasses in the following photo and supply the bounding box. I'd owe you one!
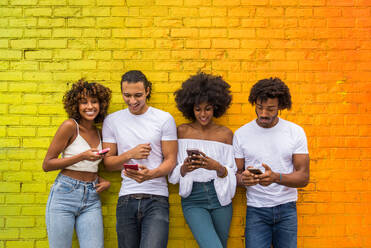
[233,78,310,248]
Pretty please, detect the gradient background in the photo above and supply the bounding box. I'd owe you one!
[0,0,370,247]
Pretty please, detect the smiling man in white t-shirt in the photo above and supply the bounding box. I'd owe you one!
[233,77,310,248]
[102,70,178,248]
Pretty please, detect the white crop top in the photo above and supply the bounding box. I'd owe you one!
[63,119,102,173]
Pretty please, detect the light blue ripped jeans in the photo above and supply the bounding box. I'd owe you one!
[45,173,104,248]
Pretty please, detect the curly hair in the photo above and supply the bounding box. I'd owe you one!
[63,79,112,123]
[121,70,152,100]
[174,72,232,120]
[248,77,292,110]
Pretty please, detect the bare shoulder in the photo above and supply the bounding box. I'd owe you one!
[177,123,192,138]
[215,125,233,145]
[56,119,77,138]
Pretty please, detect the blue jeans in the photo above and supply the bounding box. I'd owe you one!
[116,194,169,248]
[45,174,104,248]
[245,201,297,248]
[181,181,233,248]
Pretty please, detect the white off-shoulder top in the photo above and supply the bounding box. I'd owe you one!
[169,138,237,206]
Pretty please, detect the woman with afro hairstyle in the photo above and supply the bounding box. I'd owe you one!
[169,72,237,248]
[43,79,112,248]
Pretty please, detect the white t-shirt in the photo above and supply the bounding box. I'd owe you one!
[233,118,309,208]
[169,139,237,206]
[102,107,177,197]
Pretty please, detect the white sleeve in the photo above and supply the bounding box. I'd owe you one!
[102,117,116,143]
[168,153,194,198]
[213,148,237,206]
[293,127,309,154]
[161,114,177,141]
[233,132,244,159]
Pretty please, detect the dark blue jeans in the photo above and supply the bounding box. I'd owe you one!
[116,194,169,248]
[245,202,297,248]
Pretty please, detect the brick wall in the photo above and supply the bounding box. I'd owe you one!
[0,0,370,247]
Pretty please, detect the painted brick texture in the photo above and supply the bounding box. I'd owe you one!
[0,1,370,248]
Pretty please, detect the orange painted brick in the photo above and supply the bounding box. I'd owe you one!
[199,7,226,17]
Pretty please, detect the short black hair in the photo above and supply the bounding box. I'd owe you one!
[174,72,232,120]
[248,77,292,110]
[63,79,112,123]
[121,70,152,100]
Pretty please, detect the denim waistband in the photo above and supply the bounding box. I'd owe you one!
[56,173,98,186]
[120,194,168,200]
[192,179,214,186]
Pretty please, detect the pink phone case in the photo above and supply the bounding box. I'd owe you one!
[97,148,110,155]
[123,164,139,170]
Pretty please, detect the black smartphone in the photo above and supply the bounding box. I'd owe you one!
[247,167,263,175]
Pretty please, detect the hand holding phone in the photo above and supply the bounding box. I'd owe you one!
[123,164,139,171]
[186,148,202,157]
[247,167,263,175]
[97,148,110,155]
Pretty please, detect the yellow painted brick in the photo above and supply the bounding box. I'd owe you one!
[82,7,110,16]
[125,17,153,27]
[81,28,110,38]
[184,18,212,27]
[8,127,36,137]
[211,17,240,27]
[20,117,50,126]
[112,28,141,38]
[0,138,19,147]
[140,6,168,16]
[199,7,226,17]
[124,61,152,70]
[97,39,126,49]
[154,61,181,71]
[38,0,67,4]
[67,17,95,27]
[0,182,20,192]
[25,50,52,59]
[0,40,8,48]
[171,50,200,59]
[23,72,52,81]
[0,82,7,91]
[35,240,49,248]
[145,72,169,81]
[54,49,82,59]
[40,62,67,71]
[228,28,255,38]
[257,28,284,38]
[4,171,33,181]
[9,18,37,27]
[126,0,153,5]
[7,217,35,228]
[22,206,45,216]
[212,39,239,48]
[53,28,82,38]
[0,29,23,38]
[228,7,256,17]
[69,0,95,5]
[0,116,20,125]
[21,183,47,193]
[10,0,37,4]
[171,28,199,38]
[97,17,124,27]
[0,93,22,104]
[54,72,82,81]
[155,0,182,5]
[0,228,19,239]
[5,241,34,248]
[25,7,52,16]
[24,29,51,37]
[38,39,66,48]
[170,7,198,17]
[126,39,154,49]
[141,50,170,60]
[0,126,5,136]
[142,28,169,38]
[69,60,96,70]
[97,0,126,5]
[37,127,57,136]
[156,39,184,49]
[97,61,123,70]
[10,61,38,70]
[111,7,140,16]
[37,18,65,27]
[9,105,37,115]
[154,17,182,27]
[38,105,63,115]
[0,50,22,60]
[199,28,227,38]
[86,51,111,60]
[54,7,81,16]
[184,0,212,5]
[0,8,22,17]
[184,39,210,48]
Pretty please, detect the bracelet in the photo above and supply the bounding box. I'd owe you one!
[279,173,282,182]
[219,167,228,178]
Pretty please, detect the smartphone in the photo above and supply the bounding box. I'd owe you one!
[186,148,202,157]
[247,167,263,175]
[97,148,110,155]
[123,164,139,170]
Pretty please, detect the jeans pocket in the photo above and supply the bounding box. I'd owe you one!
[153,196,169,207]
[54,181,76,194]
[117,196,129,209]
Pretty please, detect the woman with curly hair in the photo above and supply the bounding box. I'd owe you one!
[169,72,237,248]
[43,79,112,248]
